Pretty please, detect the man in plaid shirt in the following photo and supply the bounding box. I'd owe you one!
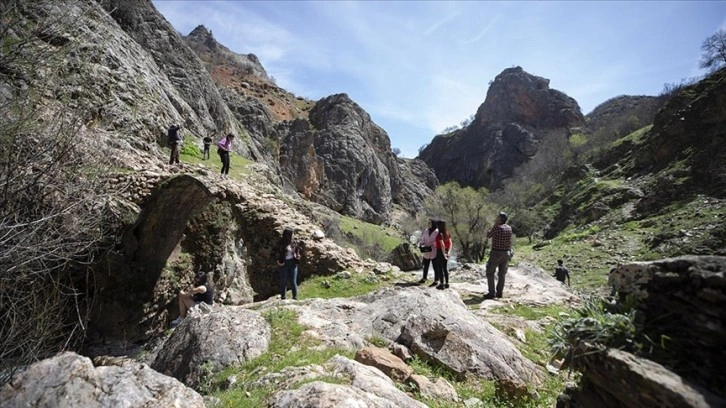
[484,212,512,299]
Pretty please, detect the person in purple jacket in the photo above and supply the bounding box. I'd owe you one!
[217,133,235,179]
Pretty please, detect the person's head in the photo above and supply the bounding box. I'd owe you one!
[497,211,508,225]
[281,227,294,245]
[429,218,437,230]
[226,133,235,141]
[194,270,208,286]
[436,219,448,235]
[557,259,563,266]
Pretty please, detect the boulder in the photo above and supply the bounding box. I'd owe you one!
[388,242,422,271]
[608,255,726,394]
[151,307,271,388]
[0,352,203,408]
[269,355,427,408]
[257,286,542,393]
[558,348,726,408]
[409,374,459,401]
[354,346,414,382]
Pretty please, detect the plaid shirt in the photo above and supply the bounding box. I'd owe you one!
[487,224,512,251]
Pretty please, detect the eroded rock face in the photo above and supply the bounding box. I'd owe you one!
[419,66,584,190]
[151,307,271,389]
[0,352,204,408]
[278,94,404,224]
[609,255,726,396]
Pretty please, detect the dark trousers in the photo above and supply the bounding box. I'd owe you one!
[203,144,210,159]
[169,142,180,164]
[279,259,298,300]
[433,250,448,284]
[421,258,432,280]
[486,250,509,295]
[218,150,230,174]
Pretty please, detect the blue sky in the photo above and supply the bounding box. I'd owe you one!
[152,1,726,158]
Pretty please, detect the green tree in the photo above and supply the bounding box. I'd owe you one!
[699,29,726,72]
[424,182,495,262]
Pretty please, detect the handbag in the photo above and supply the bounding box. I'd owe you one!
[418,245,432,253]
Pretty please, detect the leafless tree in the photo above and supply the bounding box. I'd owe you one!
[0,0,115,384]
[699,29,726,72]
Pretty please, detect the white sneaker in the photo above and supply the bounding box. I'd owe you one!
[170,316,184,326]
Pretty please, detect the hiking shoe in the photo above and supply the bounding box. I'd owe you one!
[496,293,503,298]
[418,278,427,284]
[170,317,185,326]
[429,282,439,287]
[444,284,450,289]
[436,284,445,290]
[483,293,496,300]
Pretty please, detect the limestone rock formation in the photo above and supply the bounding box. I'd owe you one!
[269,355,427,408]
[419,66,584,190]
[557,348,725,408]
[609,255,726,396]
[0,352,204,408]
[278,94,403,224]
[184,24,269,81]
[151,307,271,389]
[255,286,543,394]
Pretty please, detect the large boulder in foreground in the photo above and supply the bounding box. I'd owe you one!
[255,286,543,394]
[0,352,203,408]
[558,348,725,408]
[269,355,427,408]
[608,255,726,395]
[151,307,271,389]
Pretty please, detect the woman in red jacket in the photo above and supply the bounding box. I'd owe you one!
[433,219,452,290]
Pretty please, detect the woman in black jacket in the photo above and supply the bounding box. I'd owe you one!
[277,227,303,300]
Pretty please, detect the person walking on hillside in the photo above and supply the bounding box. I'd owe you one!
[170,270,214,326]
[167,124,182,165]
[418,218,438,284]
[202,135,212,160]
[554,259,571,286]
[217,133,235,179]
[276,227,303,300]
[433,219,452,290]
[484,212,513,299]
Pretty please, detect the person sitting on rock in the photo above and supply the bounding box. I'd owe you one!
[170,270,214,326]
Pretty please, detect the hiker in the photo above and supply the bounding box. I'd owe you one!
[170,270,214,326]
[217,133,235,179]
[417,218,438,284]
[276,227,303,300]
[167,124,182,165]
[432,219,452,290]
[202,135,212,160]
[554,259,571,286]
[484,212,513,299]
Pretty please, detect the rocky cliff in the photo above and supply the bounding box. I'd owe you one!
[419,66,584,191]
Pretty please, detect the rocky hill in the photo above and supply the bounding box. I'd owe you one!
[419,66,584,191]
[584,94,665,137]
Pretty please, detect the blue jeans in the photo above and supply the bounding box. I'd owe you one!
[279,259,298,299]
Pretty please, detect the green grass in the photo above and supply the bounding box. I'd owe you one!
[490,303,572,321]
[180,147,255,180]
[611,125,653,147]
[299,272,392,299]
[212,307,355,407]
[339,215,406,255]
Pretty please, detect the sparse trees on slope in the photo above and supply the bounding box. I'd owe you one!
[0,0,115,385]
[699,29,726,72]
[424,182,495,262]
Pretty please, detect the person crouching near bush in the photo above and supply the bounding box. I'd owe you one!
[277,227,303,300]
[170,270,214,326]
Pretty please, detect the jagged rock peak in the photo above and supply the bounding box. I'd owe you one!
[187,24,213,41]
[475,66,583,128]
